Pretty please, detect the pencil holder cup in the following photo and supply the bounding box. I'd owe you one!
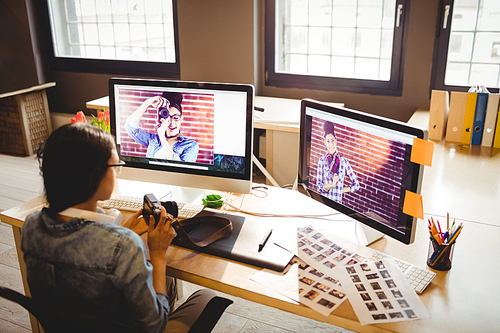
[427,238,455,271]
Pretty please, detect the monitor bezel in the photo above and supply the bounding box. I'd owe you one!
[298,99,426,245]
[109,77,254,194]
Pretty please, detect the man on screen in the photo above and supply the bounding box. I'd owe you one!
[316,121,360,203]
[125,92,199,162]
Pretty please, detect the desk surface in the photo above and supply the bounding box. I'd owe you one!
[4,109,500,332]
[2,176,500,333]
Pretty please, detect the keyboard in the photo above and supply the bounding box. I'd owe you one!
[102,195,204,219]
[369,249,436,294]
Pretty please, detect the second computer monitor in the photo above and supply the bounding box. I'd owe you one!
[299,99,426,245]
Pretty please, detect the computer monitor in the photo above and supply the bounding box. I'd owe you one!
[298,99,426,245]
[109,78,254,202]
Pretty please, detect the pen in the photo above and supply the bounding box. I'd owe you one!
[258,229,272,252]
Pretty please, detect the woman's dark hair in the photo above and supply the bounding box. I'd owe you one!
[323,121,336,138]
[37,123,116,214]
[161,91,183,114]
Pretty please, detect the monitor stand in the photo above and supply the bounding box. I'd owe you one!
[355,222,384,246]
[158,185,207,205]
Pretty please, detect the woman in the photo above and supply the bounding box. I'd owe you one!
[21,123,215,333]
[125,92,199,162]
[316,121,360,204]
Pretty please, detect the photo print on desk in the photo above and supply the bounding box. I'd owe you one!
[335,258,429,325]
[296,225,373,271]
[250,257,348,317]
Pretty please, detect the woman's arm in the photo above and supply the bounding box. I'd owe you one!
[147,207,176,295]
[130,96,165,122]
[155,121,174,160]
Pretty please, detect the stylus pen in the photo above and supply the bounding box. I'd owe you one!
[258,229,272,252]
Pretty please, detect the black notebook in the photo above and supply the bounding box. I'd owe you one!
[172,210,294,272]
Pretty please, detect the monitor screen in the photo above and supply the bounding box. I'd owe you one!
[298,99,426,244]
[109,78,254,198]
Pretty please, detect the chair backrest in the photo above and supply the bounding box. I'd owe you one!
[187,296,233,333]
[0,286,139,333]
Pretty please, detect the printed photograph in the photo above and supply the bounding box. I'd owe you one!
[298,241,306,248]
[346,259,358,265]
[391,290,403,298]
[299,277,315,286]
[313,283,331,292]
[324,276,339,284]
[353,254,366,261]
[312,233,323,240]
[351,275,361,283]
[360,263,371,271]
[333,254,346,262]
[382,301,394,310]
[355,284,366,292]
[323,261,336,269]
[328,289,346,300]
[320,239,333,246]
[366,273,379,280]
[302,227,314,234]
[370,282,382,290]
[376,291,388,300]
[314,254,327,262]
[304,290,320,300]
[309,269,324,277]
[375,260,385,269]
[341,249,353,256]
[366,302,378,311]
[346,266,356,274]
[323,248,335,256]
[404,309,417,318]
[385,279,397,288]
[298,263,310,270]
[302,248,314,256]
[360,293,372,301]
[380,270,391,278]
[389,312,404,319]
[397,299,410,308]
[373,314,388,320]
[317,298,336,309]
[331,244,342,251]
[311,244,324,251]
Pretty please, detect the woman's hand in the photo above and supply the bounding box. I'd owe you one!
[122,209,148,236]
[147,206,176,260]
[146,206,176,295]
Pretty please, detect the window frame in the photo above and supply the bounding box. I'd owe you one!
[264,0,411,96]
[39,0,180,78]
[431,0,500,93]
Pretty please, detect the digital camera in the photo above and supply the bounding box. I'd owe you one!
[143,193,162,227]
[143,193,179,228]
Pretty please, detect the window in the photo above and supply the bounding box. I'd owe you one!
[432,0,500,92]
[41,0,179,77]
[265,0,409,96]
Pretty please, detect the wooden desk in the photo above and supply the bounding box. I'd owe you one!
[2,174,500,333]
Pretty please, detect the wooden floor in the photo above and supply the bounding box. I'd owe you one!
[0,153,353,333]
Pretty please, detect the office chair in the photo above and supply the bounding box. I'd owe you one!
[0,285,139,333]
[0,285,232,333]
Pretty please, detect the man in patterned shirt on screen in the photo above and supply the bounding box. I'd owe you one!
[316,121,360,203]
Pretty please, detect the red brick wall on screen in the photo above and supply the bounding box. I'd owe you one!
[117,89,214,164]
[309,118,406,227]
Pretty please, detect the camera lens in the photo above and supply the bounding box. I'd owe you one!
[158,107,170,118]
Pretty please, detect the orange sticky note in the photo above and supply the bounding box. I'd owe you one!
[410,138,433,167]
[403,190,423,219]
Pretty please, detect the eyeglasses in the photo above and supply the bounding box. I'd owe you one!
[106,160,126,176]
[168,114,181,122]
